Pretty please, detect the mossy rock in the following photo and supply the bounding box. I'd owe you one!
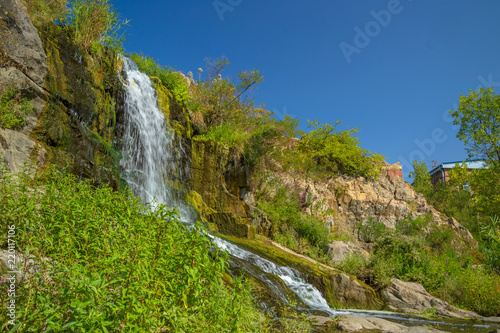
[209,212,255,240]
[30,21,121,188]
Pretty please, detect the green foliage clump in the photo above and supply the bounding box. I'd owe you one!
[22,0,68,27]
[0,89,34,130]
[189,57,263,131]
[340,214,500,316]
[67,0,128,53]
[298,120,384,179]
[256,182,331,260]
[129,53,190,105]
[0,167,266,332]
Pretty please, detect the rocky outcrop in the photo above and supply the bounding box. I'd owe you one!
[381,278,481,318]
[265,162,477,249]
[0,0,48,173]
[327,241,369,263]
[0,0,122,187]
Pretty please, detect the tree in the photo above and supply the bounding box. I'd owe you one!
[409,160,432,196]
[450,87,500,167]
[189,57,263,130]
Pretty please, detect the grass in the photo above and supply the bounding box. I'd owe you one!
[0,89,34,130]
[0,166,269,332]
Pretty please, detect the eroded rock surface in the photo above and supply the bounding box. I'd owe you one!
[381,278,481,319]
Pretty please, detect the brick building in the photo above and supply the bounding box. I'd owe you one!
[429,159,487,186]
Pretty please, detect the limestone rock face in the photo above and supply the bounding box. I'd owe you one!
[381,278,481,319]
[265,162,477,248]
[0,0,48,87]
[0,128,47,172]
[327,241,369,263]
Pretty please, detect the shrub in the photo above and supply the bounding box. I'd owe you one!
[0,166,265,332]
[0,88,34,130]
[257,186,331,258]
[298,120,384,179]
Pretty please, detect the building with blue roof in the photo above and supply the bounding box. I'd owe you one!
[429,159,487,186]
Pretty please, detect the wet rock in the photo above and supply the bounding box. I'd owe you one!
[381,278,481,319]
[336,314,407,332]
[327,241,369,263]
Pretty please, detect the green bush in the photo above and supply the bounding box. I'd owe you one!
[340,214,500,316]
[0,89,34,130]
[257,186,331,259]
[0,166,265,332]
[298,120,384,179]
[129,53,190,105]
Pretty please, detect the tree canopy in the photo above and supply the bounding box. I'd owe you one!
[450,87,500,167]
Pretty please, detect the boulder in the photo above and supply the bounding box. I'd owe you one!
[381,278,481,319]
[0,0,48,142]
[0,128,47,172]
[336,314,407,332]
[327,241,369,263]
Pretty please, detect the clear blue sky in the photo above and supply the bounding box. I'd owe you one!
[112,0,500,179]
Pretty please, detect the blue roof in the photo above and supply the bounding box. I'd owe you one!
[429,159,487,176]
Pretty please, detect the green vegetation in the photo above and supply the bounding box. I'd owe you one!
[298,120,384,179]
[22,0,68,27]
[256,184,331,260]
[450,87,500,167]
[67,0,128,53]
[338,214,500,316]
[128,53,190,105]
[23,0,128,53]
[0,166,271,332]
[0,88,34,130]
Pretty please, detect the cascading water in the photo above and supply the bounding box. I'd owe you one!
[119,56,340,315]
[120,57,193,221]
[118,57,500,332]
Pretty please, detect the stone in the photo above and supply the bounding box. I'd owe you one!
[381,278,481,319]
[0,128,46,173]
[0,0,48,87]
[327,241,369,263]
[307,315,335,327]
[329,273,381,308]
[336,314,407,332]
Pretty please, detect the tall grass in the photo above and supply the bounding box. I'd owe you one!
[0,166,265,332]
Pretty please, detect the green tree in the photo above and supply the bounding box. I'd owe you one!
[450,87,500,167]
[189,57,263,130]
[409,160,432,196]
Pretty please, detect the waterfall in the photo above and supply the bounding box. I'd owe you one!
[119,56,342,316]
